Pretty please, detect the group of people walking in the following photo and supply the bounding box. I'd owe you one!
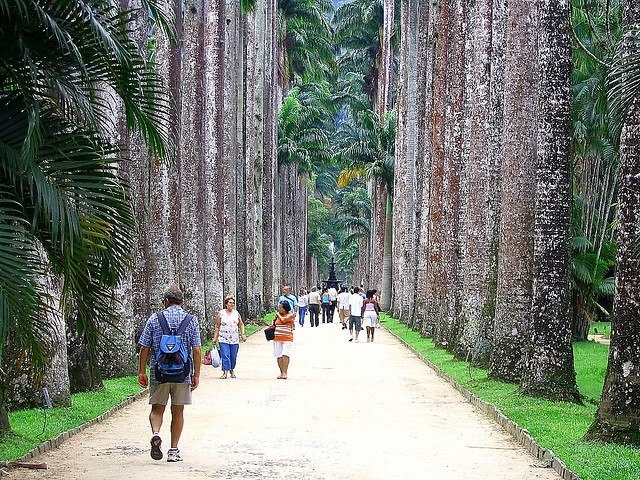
[137,282,379,465]
[291,285,381,342]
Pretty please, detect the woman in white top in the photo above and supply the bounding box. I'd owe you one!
[213,295,247,379]
[297,288,309,326]
[361,289,380,342]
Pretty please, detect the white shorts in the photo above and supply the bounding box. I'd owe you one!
[273,341,294,358]
[363,311,378,328]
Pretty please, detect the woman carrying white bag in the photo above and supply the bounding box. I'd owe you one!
[212,295,247,378]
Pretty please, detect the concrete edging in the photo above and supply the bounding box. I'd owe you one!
[386,327,582,480]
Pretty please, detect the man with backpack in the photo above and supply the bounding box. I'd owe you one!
[138,284,201,463]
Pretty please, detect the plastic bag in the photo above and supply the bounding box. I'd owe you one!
[210,346,221,368]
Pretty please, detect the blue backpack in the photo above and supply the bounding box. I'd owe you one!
[155,311,193,383]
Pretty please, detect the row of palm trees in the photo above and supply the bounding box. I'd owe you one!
[280,0,640,446]
[1,0,638,448]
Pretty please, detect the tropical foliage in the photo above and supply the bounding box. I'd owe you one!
[278,0,336,85]
[570,0,624,337]
[277,84,334,172]
[0,0,174,432]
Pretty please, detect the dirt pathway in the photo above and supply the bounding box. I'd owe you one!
[9,319,561,479]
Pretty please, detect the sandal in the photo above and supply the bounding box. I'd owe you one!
[277,374,287,380]
[220,373,227,379]
[230,373,236,378]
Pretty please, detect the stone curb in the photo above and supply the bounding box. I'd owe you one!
[386,327,582,480]
[10,389,148,465]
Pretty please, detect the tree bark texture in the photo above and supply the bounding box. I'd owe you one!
[455,0,499,367]
[584,1,640,445]
[519,0,581,403]
[433,0,464,350]
[411,1,436,333]
[369,180,387,295]
[423,0,454,342]
[376,0,395,310]
[488,0,539,382]
[125,0,279,328]
[391,0,419,322]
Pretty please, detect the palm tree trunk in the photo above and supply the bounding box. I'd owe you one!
[455,0,500,366]
[391,0,421,322]
[412,0,436,333]
[435,0,464,351]
[380,193,393,310]
[519,0,581,403]
[422,0,450,340]
[376,0,395,309]
[488,0,538,382]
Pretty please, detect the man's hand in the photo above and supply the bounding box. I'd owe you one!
[191,375,199,391]
[138,346,150,388]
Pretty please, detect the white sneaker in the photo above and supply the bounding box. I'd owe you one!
[167,448,183,462]
[354,338,359,343]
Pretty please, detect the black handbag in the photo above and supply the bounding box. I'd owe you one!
[264,327,275,341]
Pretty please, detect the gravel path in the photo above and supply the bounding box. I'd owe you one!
[9,318,561,479]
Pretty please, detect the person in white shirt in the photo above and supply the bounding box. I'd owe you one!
[327,286,338,322]
[297,288,309,326]
[337,286,351,330]
[348,287,364,342]
[308,286,321,327]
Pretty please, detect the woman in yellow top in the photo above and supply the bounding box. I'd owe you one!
[273,301,295,379]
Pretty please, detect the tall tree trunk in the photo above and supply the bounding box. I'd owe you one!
[455,0,500,367]
[489,0,538,382]
[369,180,386,294]
[423,0,451,340]
[377,0,395,310]
[434,0,464,351]
[584,1,640,445]
[243,0,275,321]
[262,0,280,312]
[201,0,227,324]
[519,0,581,403]
[391,0,421,322]
[412,0,436,333]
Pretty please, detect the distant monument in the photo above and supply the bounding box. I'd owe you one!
[322,255,343,290]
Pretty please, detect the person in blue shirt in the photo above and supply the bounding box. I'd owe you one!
[138,285,201,463]
[278,284,298,318]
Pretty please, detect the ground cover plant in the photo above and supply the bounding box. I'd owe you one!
[380,313,640,480]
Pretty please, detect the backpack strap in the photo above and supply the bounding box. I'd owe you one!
[176,314,193,335]
[156,311,171,334]
[156,311,192,335]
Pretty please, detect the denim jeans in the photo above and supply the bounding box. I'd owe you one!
[298,306,307,325]
[218,342,239,371]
